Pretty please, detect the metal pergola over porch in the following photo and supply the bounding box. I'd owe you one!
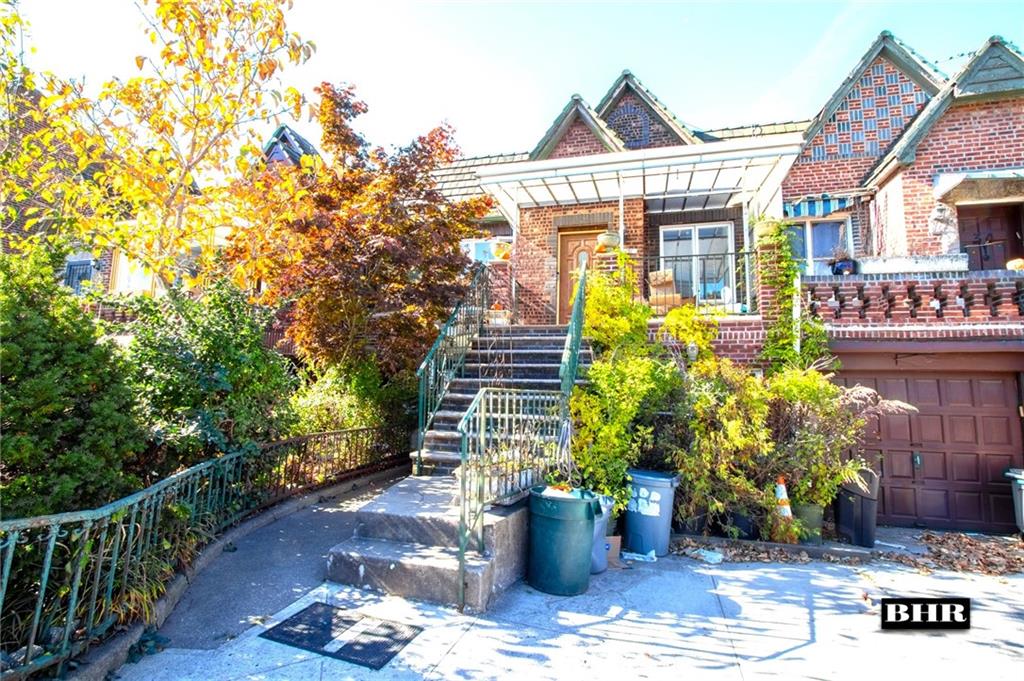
[475,133,805,234]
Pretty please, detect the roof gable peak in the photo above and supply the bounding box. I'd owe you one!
[955,37,1024,98]
[864,35,1024,187]
[529,96,626,160]
[595,70,700,145]
[799,31,946,149]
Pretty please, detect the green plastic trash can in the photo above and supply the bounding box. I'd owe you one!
[624,469,680,557]
[528,486,602,596]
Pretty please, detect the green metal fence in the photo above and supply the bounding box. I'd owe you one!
[454,257,588,610]
[559,256,588,404]
[0,427,404,679]
[416,265,490,473]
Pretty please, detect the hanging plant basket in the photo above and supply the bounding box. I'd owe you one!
[597,231,621,249]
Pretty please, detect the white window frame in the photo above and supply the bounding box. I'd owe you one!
[786,216,855,275]
[460,236,512,263]
[658,221,737,306]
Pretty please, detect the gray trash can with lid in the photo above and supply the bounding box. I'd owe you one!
[624,469,680,556]
[590,494,615,574]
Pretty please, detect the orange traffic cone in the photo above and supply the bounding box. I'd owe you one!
[775,476,792,518]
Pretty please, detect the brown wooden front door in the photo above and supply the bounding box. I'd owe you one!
[957,204,1023,270]
[837,371,1023,532]
[557,230,600,323]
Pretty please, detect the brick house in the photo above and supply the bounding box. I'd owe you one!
[442,32,1024,533]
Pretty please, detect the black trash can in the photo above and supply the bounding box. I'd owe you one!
[835,469,880,548]
[528,486,601,596]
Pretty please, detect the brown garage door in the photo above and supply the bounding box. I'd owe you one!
[838,371,1022,532]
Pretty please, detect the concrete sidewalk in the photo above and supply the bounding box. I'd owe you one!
[116,535,1024,680]
[155,479,396,650]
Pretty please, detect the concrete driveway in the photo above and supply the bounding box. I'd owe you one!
[115,554,1024,681]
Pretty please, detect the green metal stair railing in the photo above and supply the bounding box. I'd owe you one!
[559,254,588,407]
[455,256,588,610]
[0,427,404,679]
[416,265,490,474]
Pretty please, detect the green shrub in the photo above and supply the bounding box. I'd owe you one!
[766,366,869,508]
[660,304,719,360]
[570,353,682,513]
[121,280,296,476]
[676,357,775,530]
[583,250,652,356]
[290,361,415,435]
[1,251,144,517]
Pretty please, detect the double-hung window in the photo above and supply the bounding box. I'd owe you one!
[785,218,853,276]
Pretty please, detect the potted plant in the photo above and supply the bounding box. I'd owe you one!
[485,301,511,326]
[828,245,856,276]
[767,366,916,545]
[596,229,621,251]
[789,459,865,545]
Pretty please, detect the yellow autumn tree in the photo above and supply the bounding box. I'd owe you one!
[1,0,314,287]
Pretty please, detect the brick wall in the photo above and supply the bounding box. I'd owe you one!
[604,92,680,149]
[783,56,929,200]
[487,260,513,314]
[515,199,644,323]
[713,318,767,364]
[894,97,1024,255]
[549,119,609,159]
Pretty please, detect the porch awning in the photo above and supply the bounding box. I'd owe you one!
[475,133,804,230]
[783,191,870,218]
[933,168,1024,200]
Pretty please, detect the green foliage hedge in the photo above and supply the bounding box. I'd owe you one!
[289,361,415,435]
[1,252,144,518]
[121,280,297,477]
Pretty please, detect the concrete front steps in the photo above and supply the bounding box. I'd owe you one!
[412,324,591,474]
[325,476,527,612]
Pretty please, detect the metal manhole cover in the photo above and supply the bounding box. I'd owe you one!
[259,602,423,670]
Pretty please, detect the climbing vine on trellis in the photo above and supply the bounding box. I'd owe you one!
[757,218,833,373]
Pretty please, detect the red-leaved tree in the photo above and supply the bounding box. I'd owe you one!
[225,83,491,376]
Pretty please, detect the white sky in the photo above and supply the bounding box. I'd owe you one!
[18,1,1023,158]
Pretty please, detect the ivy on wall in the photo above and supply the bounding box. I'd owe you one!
[757,218,833,373]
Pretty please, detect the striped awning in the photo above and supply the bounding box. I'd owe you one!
[784,194,866,218]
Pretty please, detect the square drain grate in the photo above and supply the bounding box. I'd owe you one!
[259,602,423,670]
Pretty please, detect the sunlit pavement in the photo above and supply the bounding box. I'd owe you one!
[114,551,1024,681]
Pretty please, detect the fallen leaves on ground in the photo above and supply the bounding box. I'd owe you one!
[670,536,863,565]
[879,531,1024,576]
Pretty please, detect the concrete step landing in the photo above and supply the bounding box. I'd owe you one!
[325,476,527,613]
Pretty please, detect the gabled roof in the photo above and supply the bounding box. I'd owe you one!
[262,124,320,165]
[594,70,701,145]
[800,31,947,149]
[530,95,626,160]
[434,151,530,205]
[864,35,1024,186]
[696,119,812,142]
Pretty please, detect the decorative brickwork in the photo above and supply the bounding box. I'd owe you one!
[890,97,1024,255]
[515,200,645,324]
[804,270,1024,340]
[603,92,681,149]
[548,119,609,159]
[783,56,929,200]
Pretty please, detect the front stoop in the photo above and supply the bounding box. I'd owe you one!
[325,476,527,613]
